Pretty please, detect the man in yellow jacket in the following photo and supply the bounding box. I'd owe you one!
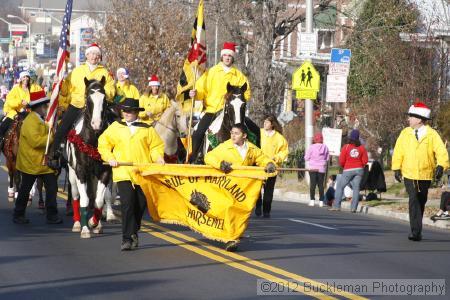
[48,43,115,169]
[98,98,165,251]
[392,102,449,241]
[204,123,276,251]
[189,42,260,163]
[13,90,62,225]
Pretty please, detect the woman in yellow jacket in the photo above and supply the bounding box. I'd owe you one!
[204,123,276,251]
[256,115,289,218]
[392,102,449,241]
[13,90,62,225]
[98,98,165,251]
[0,71,43,143]
[114,67,140,103]
[139,74,170,125]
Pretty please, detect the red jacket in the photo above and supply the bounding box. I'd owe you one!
[339,143,368,170]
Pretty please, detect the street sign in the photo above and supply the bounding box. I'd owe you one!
[329,48,351,76]
[0,37,11,44]
[299,32,318,54]
[322,127,342,156]
[8,24,28,32]
[292,61,320,100]
[329,62,350,76]
[326,75,347,103]
[330,48,351,63]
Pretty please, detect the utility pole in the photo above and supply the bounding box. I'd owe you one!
[304,0,315,174]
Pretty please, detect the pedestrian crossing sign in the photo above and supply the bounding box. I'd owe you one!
[292,61,320,99]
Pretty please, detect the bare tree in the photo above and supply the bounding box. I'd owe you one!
[209,0,333,125]
[98,0,191,98]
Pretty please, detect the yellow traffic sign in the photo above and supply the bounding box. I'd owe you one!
[292,61,320,94]
[296,90,317,100]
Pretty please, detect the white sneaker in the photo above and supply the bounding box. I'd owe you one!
[308,200,315,207]
[319,201,324,207]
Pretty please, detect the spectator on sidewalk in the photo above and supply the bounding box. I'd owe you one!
[430,191,450,221]
[392,102,449,241]
[329,129,368,212]
[324,175,336,206]
[304,132,329,207]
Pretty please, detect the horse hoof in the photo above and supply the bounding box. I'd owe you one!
[88,217,98,228]
[106,213,118,222]
[80,226,91,238]
[92,221,103,234]
[72,221,81,232]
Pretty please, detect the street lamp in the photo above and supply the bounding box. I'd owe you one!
[7,14,32,66]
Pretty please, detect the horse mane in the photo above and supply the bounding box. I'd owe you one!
[157,101,177,127]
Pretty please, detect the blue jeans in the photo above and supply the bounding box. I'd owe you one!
[333,168,364,210]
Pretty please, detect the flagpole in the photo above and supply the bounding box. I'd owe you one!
[185,64,198,164]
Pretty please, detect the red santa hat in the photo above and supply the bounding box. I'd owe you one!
[408,102,431,120]
[148,74,160,86]
[28,90,50,108]
[85,43,101,55]
[221,42,236,57]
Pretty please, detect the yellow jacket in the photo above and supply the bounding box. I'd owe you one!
[139,93,171,124]
[195,63,251,113]
[392,125,449,180]
[205,139,273,170]
[16,112,54,175]
[260,129,289,166]
[60,63,115,109]
[115,81,140,103]
[4,83,43,119]
[98,121,165,183]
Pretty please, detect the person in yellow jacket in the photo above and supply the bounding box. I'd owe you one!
[98,98,165,251]
[189,42,260,163]
[255,115,289,218]
[0,71,43,144]
[139,74,170,125]
[204,123,276,252]
[392,102,449,241]
[48,43,115,169]
[13,90,62,225]
[114,67,140,103]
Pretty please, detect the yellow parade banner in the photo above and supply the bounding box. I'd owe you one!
[135,164,272,242]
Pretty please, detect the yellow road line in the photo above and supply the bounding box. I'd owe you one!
[144,221,367,300]
[50,187,366,299]
[141,226,336,299]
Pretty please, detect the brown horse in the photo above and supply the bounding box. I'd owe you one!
[2,113,26,202]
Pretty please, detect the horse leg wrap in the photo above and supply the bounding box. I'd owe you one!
[92,208,102,225]
[80,207,88,228]
[72,199,80,222]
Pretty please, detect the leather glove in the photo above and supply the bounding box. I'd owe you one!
[265,162,277,173]
[394,170,402,183]
[220,161,232,174]
[435,165,444,181]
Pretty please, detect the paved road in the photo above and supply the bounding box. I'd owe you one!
[0,168,449,300]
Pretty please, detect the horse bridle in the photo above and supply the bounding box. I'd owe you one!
[154,120,178,135]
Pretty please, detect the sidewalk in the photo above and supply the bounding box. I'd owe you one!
[273,188,450,230]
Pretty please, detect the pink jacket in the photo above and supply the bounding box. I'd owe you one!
[304,143,329,173]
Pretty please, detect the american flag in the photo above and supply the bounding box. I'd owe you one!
[46,0,73,123]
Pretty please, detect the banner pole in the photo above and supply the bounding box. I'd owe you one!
[185,64,198,164]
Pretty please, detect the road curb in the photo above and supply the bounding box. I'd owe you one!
[273,189,450,230]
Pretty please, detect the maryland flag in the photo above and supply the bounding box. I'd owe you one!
[136,164,273,242]
[176,0,207,113]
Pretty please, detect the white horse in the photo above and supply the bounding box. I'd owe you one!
[153,100,188,163]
